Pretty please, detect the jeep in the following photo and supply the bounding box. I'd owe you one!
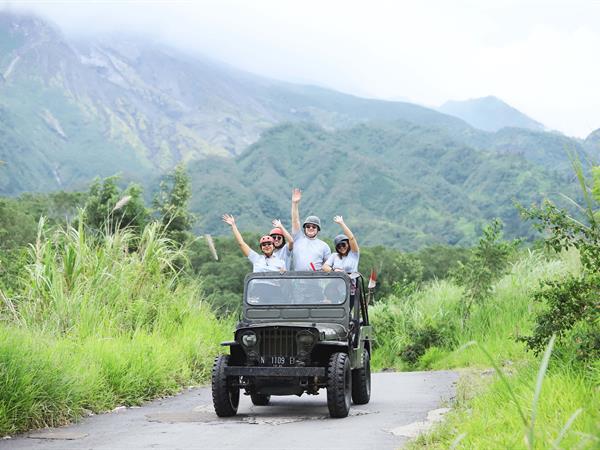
[211,271,373,418]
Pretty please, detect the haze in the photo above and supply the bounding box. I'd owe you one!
[4,0,600,138]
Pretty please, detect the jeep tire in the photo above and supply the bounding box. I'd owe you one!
[327,352,352,418]
[250,393,271,406]
[352,347,371,404]
[211,355,240,417]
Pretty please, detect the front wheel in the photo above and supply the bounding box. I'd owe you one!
[211,355,240,417]
[327,352,352,418]
[352,348,371,404]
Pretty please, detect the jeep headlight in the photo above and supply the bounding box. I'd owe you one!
[241,331,257,347]
[297,331,315,346]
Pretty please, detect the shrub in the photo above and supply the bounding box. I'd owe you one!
[519,160,600,363]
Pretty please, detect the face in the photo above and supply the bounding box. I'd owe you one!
[336,241,349,256]
[260,241,274,256]
[303,223,319,238]
[270,234,284,249]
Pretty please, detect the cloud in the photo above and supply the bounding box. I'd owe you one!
[2,0,599,137]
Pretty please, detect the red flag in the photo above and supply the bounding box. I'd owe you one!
[368,269,377,289]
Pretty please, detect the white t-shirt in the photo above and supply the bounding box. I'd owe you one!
[325,250,359,273]
[292,230,331,271]
[247,250,286,273]
[273,245,292,271]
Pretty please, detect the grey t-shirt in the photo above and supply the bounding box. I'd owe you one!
[247,250,286,273]
[325,250,359,273]
[292,230,331,271]
[273,245,292,271]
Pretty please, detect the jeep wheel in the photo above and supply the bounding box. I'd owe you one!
[352,348,371,404]
[211,355,240,417]
[327,352,352,418]
[250,393,271,406]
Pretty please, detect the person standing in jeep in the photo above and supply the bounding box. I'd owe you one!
[270,218,294,270]
[222,214,286,273]
[290,188,331,271]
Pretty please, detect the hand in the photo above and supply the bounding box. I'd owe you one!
[333,215,344,224]
[222,214,235,226]
[292,188,302,203]
[279,268,287,274]
[272,219,283,228]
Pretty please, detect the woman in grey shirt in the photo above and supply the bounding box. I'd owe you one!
[323,216,359,273]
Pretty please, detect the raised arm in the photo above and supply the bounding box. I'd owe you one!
[272,219,294,250]
[291,188,302,234]
[333,215,359,253]
[222,214,251,257]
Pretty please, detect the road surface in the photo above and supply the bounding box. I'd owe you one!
[3,371,458,450]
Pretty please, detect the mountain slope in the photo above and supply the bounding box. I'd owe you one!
[186,122,576,250]
[439,96,545,132]
[0,11,474,195]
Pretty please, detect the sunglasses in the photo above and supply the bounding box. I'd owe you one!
[260,242,273,247]
[271,235,284,240]
[336,242,349,249]
[304,224,318,230]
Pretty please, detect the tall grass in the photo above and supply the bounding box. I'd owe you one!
[0,221,232,435]
[371,249,599,448]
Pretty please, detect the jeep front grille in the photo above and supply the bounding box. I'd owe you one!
[256,327,298,358]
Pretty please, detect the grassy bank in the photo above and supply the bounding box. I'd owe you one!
[371,250,599,448]
[0,222,232,435]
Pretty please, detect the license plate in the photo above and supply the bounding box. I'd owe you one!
[261,355,296,366]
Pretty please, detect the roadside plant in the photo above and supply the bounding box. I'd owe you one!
[452,219,518,321]
[519,159,600,362]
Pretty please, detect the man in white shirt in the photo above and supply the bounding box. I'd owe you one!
[290,188,331,271]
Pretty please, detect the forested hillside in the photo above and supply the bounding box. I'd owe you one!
[186,122,581,249]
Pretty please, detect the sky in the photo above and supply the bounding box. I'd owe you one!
[3,0,600,138]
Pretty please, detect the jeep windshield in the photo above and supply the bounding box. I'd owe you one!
[246,275,348,306]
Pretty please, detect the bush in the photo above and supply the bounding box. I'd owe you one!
[519,160,600,363]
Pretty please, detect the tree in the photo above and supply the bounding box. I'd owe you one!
[84,176,148,233]
[153,164,195,246]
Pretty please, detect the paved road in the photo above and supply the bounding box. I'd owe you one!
[3,371,458,450]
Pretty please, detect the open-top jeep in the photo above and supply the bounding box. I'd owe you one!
[212,271,373,418]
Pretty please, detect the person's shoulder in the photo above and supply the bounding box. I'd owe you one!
[247,249,261,262]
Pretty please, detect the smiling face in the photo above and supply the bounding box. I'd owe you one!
[260,241,274,256]
[303,223,319,238]
[271,234,285,249]
[336,240,349,256]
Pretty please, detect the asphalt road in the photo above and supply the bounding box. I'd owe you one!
[3,371,458,450]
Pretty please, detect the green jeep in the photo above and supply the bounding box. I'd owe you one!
[212,271,373,418]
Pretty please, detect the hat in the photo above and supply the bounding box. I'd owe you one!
[302,215,321,230]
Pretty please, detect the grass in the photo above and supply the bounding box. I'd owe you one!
[0,221,233,435]
[370,249,599,448]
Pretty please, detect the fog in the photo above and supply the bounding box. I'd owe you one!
[3,0,600,138]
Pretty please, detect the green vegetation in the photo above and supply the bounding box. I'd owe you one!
[0,219,231,435]
[0,168,231,435]
[370,162,600,448]
[186,122,581,250]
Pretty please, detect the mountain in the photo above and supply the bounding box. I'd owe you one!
[186,122,577,250]
[0,10,473,195]
[439,96,545,133]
